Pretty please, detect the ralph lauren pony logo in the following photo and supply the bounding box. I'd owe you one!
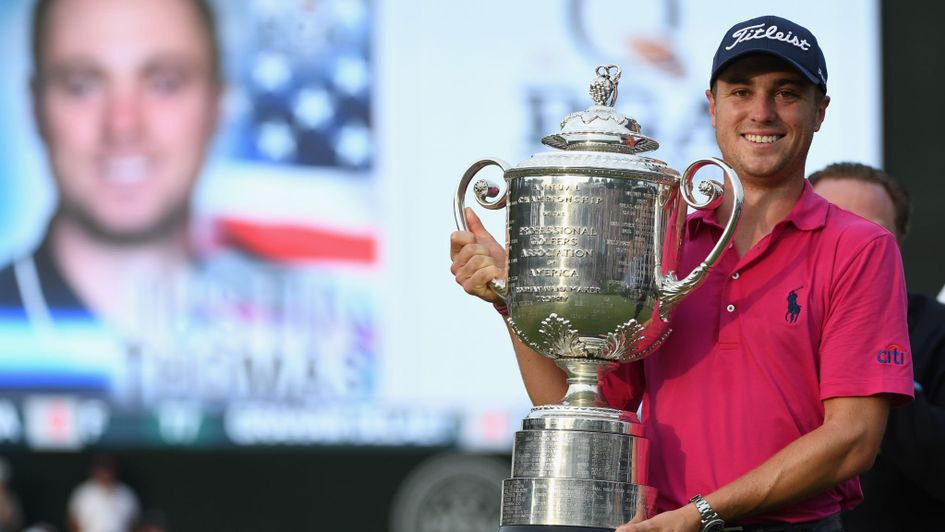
[785,286,804,323]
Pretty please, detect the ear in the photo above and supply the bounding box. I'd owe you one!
[705,88,717,129]
[813,94,830,132]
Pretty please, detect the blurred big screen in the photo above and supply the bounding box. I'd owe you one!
[0,0,880,450]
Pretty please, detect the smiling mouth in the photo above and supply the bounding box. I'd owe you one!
[102,156,153,184]
[743,134,783,144]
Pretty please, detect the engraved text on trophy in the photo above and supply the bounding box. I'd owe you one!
[506,175,658,344]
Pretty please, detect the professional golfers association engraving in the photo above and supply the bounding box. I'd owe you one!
[454,65,744,530]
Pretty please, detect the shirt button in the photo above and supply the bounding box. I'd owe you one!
[726,304,736,312]
[731,272,740,280]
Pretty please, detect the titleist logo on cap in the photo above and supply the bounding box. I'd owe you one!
[725,23,811,51]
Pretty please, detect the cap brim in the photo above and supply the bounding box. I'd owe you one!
[712,49,824,91]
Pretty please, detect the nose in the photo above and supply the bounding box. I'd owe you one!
[104,87,143,147]
[748,94,777,123]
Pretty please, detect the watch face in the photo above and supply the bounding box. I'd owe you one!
[704,518,725,532]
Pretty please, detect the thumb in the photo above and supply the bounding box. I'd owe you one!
[465,207,499,245]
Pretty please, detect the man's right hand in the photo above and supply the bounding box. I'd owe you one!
[449,207,506,305]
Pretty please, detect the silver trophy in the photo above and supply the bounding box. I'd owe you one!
[454,65,743,531]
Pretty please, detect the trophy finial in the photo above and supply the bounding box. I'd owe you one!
[543,63,656,153]
[590,65,621,107]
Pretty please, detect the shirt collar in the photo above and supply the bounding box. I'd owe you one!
[780,179,829,231]
[687,179,828,234]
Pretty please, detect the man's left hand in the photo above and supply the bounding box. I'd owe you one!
[615,503,702,532]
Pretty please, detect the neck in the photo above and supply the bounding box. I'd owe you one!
[718,173,805,257]
[49,214,192,334]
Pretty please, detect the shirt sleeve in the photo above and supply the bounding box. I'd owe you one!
[818,232,914,404]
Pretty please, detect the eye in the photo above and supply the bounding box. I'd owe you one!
[146,67,190,95]
[58,71,102,98]
[776,88,800,100]
[148,72,184,94]
[730,88,750,98]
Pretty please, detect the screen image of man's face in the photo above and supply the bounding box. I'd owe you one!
[34,0,220,243]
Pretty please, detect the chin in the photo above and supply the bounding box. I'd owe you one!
[736,159,790,179]
[69,206,189,245]
[94,223,186,245]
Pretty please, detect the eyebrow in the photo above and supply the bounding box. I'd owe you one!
[37,59,101,86]
[142,56,202,77]
[42,57,98,73]
[720,74,807,87]
[40,54,206,81]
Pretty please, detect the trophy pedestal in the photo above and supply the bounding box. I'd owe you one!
[499,405,656,530]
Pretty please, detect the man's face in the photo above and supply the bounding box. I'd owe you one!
[34,0,220,242]
[91,464,116,486]
[706,55,829,186]
[812,177,898,238]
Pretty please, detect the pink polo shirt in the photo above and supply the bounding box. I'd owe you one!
[600,180,914,523]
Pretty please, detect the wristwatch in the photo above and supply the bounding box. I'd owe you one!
[690,494,725,532]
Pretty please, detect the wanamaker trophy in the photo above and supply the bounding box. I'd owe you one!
[454,65,744,531]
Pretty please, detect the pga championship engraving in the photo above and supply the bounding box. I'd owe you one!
[453,65,743,530]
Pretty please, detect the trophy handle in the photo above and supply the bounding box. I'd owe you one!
[454,158,512,301]
[658,157,743,320]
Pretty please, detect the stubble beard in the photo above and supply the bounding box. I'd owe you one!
[55,200,192,247]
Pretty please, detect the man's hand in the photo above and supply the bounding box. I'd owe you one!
[615,504,701,532]
[450,207,506,305]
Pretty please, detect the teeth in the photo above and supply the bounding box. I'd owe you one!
[745,134,780,144]
[103,156,151,184]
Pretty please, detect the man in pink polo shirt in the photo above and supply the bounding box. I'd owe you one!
[450,15,913,532]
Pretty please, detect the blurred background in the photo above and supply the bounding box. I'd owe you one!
[0,0,941,530]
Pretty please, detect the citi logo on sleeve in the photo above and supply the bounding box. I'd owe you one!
[877,344,907,365]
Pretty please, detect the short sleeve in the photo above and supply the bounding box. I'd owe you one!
[819,232,914,405]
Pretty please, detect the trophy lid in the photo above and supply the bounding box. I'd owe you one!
[541,65,659,154]
[512,65,676,180]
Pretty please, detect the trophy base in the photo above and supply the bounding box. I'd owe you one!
[499,406,656,530]
[499,526,614,532]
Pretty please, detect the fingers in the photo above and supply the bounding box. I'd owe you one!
[450,208,507,306]
[454,253,499,282]
[450,242,498,274]
[451,227,505,265]
[450,230,477,260]
[615,513,649,532]
[459,263,504,304]
[450,244,505,305]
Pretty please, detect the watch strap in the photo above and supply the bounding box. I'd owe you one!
[689,494,725,532]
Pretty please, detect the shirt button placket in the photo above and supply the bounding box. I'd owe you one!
[716,250,741,345]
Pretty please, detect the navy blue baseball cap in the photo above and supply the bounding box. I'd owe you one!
[710,15,827,93]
